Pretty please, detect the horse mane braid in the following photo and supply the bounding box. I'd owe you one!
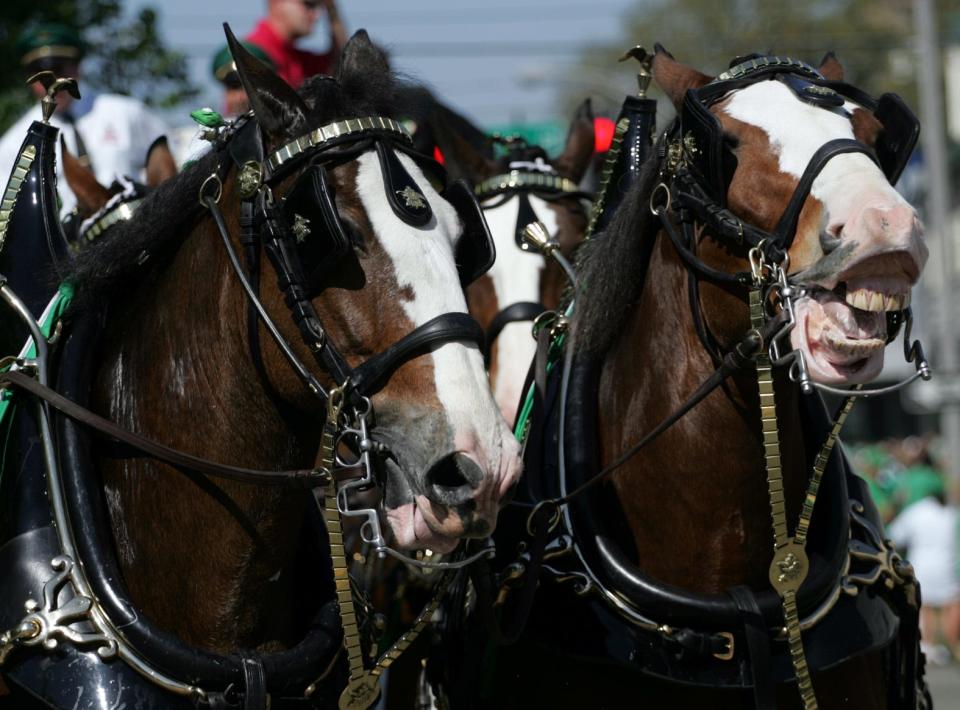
[573,140,664,355]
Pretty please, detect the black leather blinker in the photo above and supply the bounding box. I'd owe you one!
[513,192,540,251]
[777,74,845,109]
[376,141,432,226]
[444,179,496,286]
[282,164,351,287]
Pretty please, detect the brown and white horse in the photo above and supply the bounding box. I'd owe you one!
[431,104,595,424]
[0,31,523,709]
[438,49,928,710]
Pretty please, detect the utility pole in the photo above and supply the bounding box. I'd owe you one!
[913,0,960,485]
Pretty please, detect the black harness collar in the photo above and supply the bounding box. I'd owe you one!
[29,309,344,707]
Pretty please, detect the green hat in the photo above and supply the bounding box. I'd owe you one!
[18,23,85,67]
[211,42,275,83]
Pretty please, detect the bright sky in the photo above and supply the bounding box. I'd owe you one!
[129,0,639,127]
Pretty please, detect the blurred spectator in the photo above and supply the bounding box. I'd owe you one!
[211,41,277,117]
[891,436,944,512]
[0,23,168,216]
[887,468,959,665]
[852,444,896,523]
[246,0,348,89]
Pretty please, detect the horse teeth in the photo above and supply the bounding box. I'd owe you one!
[845,290,868,310]
[844,288,895,312]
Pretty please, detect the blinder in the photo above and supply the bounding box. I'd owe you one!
[444,178,496,285]
[280,144,495,291]
[282,161,351,289]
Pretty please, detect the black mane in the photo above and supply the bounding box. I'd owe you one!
[573,142,664,355]
[65,70,400,310]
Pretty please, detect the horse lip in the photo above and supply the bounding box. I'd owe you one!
[791,243,921,292]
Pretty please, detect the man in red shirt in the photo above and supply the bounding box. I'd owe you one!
[246,0,347,89]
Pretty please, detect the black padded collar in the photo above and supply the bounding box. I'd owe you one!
[54,308,346,702]
[561,354,850,631]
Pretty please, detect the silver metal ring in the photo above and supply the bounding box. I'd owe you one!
[649,182,671,216]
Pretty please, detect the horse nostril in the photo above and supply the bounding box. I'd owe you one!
[424,453,483,506]
[820,229,843,254]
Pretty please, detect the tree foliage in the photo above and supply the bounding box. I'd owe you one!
[569,0,960,120]
[0,0,196,131]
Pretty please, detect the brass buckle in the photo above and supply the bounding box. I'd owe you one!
[712,631,735,661]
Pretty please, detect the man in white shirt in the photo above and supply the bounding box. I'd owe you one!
[0,23,169,216]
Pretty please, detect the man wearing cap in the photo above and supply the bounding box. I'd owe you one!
[212,41,277,117]
[0,23,169,216]
[246,0,347,89]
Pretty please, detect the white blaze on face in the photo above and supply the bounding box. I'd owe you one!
[353,150,521,544]
[722,80,909,240]
[480,195,558,424]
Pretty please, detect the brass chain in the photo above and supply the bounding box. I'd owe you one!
[750,284,818,710]
[750,262,859,710]
[312,384,453,710]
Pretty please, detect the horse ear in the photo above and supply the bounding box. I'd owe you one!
[819,52,844,82]
[428,104,496,183]
[145,137,178,187]
[223,23,308,142]
[553,98,595,183]
[652,44,713,112]
[61,136,111,216]
[337,29,390,82]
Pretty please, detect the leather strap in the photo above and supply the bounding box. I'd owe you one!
[0,369,328,487]
[470,503,554,646]
[485,301,545,360]
[351,312,485,396]
[241,657,269,710]
[729,585,776,710]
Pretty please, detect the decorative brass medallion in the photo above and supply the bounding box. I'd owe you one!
[338,674,381,710]
[805,85,837,97]
[396,186,426,210]
[237,161,262,199]
[292,214,311,243]
[665,132,698,175]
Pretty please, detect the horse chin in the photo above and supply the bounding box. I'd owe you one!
[790,291,887,386]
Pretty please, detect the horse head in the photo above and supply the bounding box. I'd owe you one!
[224,30,521,553]
[652,47,927,386]
[432,103,594,423]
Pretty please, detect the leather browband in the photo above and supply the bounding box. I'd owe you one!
[474,171,582,200]
[266,116,411,174]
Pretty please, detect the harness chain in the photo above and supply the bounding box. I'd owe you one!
[750,286,816,709]
[314,385,457,710]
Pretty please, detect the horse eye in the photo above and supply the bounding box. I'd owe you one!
[722,132,740,149]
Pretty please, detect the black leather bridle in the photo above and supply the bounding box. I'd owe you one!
[205,114,493,410]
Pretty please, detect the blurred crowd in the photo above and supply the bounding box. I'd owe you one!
[850,436,959,666]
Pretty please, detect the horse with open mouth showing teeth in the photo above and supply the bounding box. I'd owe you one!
[428,48,931,710]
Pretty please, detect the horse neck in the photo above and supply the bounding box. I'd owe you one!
[596,227,808,593]
[93,213,318,652]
